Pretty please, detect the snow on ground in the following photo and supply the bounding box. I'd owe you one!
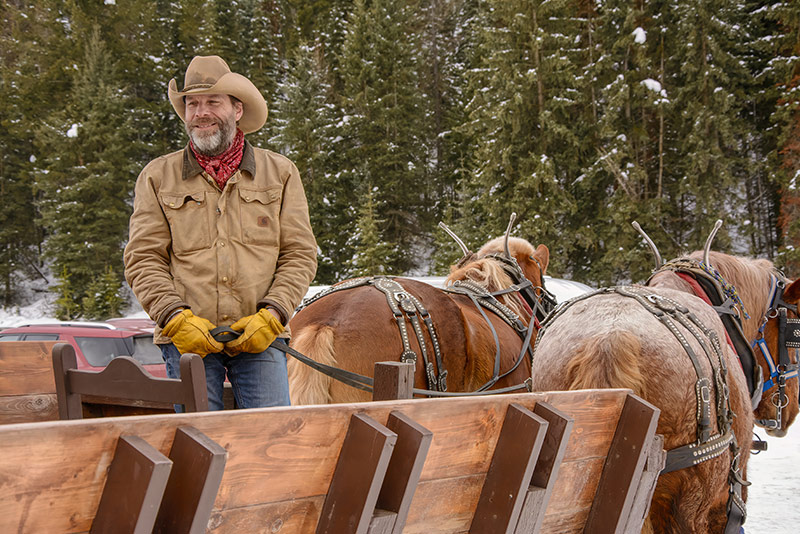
[747,423,800,531]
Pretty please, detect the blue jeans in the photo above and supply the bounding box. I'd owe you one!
[161,342,291,411]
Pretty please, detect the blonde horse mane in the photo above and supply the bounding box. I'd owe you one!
[445,257,527,318]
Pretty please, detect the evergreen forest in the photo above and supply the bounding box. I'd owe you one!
[1,0,799,319]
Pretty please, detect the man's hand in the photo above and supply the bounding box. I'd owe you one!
[162,309,224,357]
[225,308,284,356]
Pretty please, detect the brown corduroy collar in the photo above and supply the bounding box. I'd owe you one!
[182,139,256,181]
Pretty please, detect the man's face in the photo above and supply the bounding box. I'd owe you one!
[184,94,244,156]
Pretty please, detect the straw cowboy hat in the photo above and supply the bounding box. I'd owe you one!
[168,55,267,134]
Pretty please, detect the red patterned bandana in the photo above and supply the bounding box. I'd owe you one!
[190,129,245,189]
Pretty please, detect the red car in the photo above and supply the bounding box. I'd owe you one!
[0,319,166,377]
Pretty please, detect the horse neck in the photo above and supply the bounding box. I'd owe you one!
[652,252,774,342]
[446,259,531,324]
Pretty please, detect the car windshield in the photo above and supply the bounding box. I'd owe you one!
[74,337,127,367]
[131,335,163,365]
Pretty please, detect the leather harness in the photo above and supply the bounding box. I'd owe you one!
[534,283,746,532]
[294,255,554,395]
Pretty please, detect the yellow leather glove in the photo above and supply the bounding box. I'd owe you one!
[162,309,224,357]
[225,308,285,356]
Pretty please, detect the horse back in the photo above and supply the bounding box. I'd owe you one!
[288,278,529,402]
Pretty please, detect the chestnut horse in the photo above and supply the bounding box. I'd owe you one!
[287,236,551,404]
[530,246,800,533]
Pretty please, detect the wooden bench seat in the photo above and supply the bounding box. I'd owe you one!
[0,341,58,423]
[0,388,662,534]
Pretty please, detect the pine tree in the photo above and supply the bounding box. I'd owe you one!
[421,0,478,273]
[82,265,124,320]
[272,41,351,282]
[770,1,800,276]
[572,0,675,284]
[0,1,70,305]
[338,0,428,274]
[461,0,581,275]
[35,27,135,316]
[350,186,396,276]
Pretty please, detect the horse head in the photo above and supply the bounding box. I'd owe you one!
[475,236,550,289]
[752,276,800,437]
[636,220,800,438]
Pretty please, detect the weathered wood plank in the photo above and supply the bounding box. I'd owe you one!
[0,389,634,534]
[0,341,57,395]
[470,403,548,533]
[91,435,172,534]
[316,413,397,534]
[584,393,660,534]
[0,393,58,424]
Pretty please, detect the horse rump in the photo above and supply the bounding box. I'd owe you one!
[564,330,647,398]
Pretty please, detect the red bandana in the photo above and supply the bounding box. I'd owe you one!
[190,129,245,189]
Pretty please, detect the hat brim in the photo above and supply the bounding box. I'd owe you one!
[168,72,267,134]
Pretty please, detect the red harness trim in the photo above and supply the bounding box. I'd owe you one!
[675,272,739,360]
[516,293,541,329]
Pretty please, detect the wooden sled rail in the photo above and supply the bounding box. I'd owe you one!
[0,387,662,534]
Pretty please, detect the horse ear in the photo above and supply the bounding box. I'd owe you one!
[531,244,550,276]
[783,278,800,304]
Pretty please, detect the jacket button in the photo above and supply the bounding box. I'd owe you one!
[222,276,228,282]
[245,196,250,201]
[169,202,175,207]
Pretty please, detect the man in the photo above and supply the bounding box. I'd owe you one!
[124,55,317,410]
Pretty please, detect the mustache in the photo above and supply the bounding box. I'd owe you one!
[190,121,220,128]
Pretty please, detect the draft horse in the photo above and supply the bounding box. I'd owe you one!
[530,221,800,534]
[288,222,552,404]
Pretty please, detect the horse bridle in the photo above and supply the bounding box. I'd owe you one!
[482,252,557,327]
[752,275,800,432]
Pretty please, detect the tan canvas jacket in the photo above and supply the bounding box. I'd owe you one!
[124,142,317,343]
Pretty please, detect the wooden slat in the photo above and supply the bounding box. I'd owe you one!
[622,434,666,533]
[0,389,633,534]
[154,426,227,534]
[583,393,660,534]
[371,411,433,534]
[0,341,57,395]
[514,401,574,534]
[316,413,397,534]
[91,435,172,534]
[470,403,548,533]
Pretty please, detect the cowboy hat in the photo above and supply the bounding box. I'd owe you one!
[168,55,267,134]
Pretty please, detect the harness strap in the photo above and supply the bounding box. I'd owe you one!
[273,340,531,397]
[671,268,763,408]
[617,287,717,443]
[373,277,447,392]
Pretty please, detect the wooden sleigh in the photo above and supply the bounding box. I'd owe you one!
[0,341,664,534]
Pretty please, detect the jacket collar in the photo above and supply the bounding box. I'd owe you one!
[182,140,256,180]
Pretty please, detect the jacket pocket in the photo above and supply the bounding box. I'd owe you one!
[238,186,281,245]
[160,191,212,253]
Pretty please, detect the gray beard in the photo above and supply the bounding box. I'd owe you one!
[186,117,236,156]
